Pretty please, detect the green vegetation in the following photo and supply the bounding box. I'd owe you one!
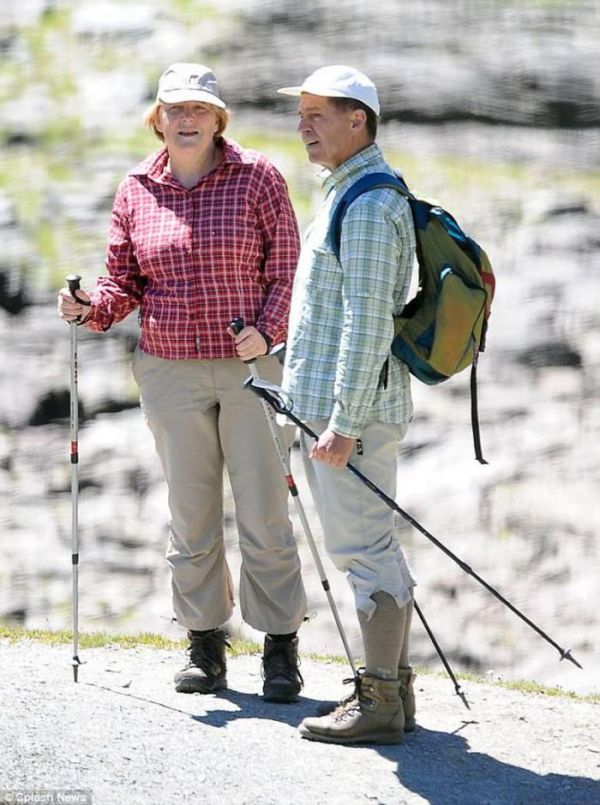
[170,0,222,19]
[0,624,262,657]
[2,624,598,703]
[456,668,599,702]
[19,7,76,100]
[1,0,598,291]
[3,116,599,287]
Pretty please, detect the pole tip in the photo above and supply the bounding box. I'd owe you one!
[72,654,83,682]
[456,687,471,710]
[560,648,583,669]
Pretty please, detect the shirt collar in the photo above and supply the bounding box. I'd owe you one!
[322,143,384,194]
[128,138,251,183]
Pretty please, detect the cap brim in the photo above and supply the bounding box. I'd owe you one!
[158,89,226,109]
[276,86,303,97]
[276,85,380,115]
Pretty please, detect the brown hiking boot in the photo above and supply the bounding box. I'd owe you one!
[174,629,229,694]
[262,635,303,703]
[398,666,416,732]
[299,673,404,745]
[315,666,417,732]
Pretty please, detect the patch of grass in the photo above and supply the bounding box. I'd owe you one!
[486,0,586,6]
[387,150,524,192]
[227,124,600,225]
[20,8,77,102]
[2,624,597,703]
[229,127,307,163]
[456,669,600,703]
[170,0,222,19]
[87,127,158,161]
[509,0,584,6]
[357,146,600,226]
[0,624,261,657]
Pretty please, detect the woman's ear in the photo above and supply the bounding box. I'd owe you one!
[155,106,164,135]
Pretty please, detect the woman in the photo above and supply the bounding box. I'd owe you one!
[57,62,306,703]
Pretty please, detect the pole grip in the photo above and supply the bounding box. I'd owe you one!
[229,317,258,365]
[229,317,245,335]
[66,274,82,297]
[65,273,90,323]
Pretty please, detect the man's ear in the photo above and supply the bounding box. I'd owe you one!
[351,109,367,130]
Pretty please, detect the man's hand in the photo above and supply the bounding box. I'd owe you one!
[227,325,268,361]
[310,428,356,468]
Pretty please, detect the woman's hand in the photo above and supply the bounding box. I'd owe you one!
[57,287,92,324]
[227,325,268,361]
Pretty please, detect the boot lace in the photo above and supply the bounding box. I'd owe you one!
[262,640,304,686]
[328,667,365,717]
[186,630,230,674]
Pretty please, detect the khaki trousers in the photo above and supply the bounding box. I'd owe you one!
[133,349,307,634]
[300,419,415,619]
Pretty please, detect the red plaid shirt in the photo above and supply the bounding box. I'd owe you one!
[85,139,300,359]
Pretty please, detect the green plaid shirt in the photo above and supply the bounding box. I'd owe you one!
[283,144,416,438]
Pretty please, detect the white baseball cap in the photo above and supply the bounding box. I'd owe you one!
[277,65,380,116]
[156,62,227,109]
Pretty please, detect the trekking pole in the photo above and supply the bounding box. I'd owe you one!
[231,342,471,705]
[243,377,583,670]
[229,319,358,680]
[232,337,469,705]
[65,273,88,682]
[414,599,470,710]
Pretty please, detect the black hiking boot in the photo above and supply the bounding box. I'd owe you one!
[174,629,229,694]
[262,635,303,703]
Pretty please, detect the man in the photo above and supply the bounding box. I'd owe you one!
[277,65,417,743]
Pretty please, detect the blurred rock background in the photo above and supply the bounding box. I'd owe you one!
[1,0,599,694]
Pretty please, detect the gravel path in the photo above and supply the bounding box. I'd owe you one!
[1,641,599,805]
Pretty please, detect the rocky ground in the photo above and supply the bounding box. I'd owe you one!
[1,1,599,697]
[0,640,598,805]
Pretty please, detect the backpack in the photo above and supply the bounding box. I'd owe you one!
[329,172,496,464]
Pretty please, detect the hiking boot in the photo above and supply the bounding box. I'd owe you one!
[299,673,404,745]
[174,629,229,694]
[398,666,416,732]
[262,635,303,703]
[314,666,416,732]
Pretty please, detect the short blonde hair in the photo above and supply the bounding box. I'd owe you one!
[143,101,230,142]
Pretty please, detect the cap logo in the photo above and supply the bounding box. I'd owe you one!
[186,73,217,95]
[157,63,226,108]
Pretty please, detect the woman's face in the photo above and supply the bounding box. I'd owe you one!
[156,102,220,155]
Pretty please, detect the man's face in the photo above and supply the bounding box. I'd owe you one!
[296,94,359,171]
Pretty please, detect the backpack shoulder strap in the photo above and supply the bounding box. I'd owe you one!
[329,172,413,261]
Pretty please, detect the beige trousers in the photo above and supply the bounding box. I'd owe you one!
[300,419,415,618]
[132,349,307,634]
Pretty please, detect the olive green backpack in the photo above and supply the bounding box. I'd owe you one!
[329,172,496,463]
